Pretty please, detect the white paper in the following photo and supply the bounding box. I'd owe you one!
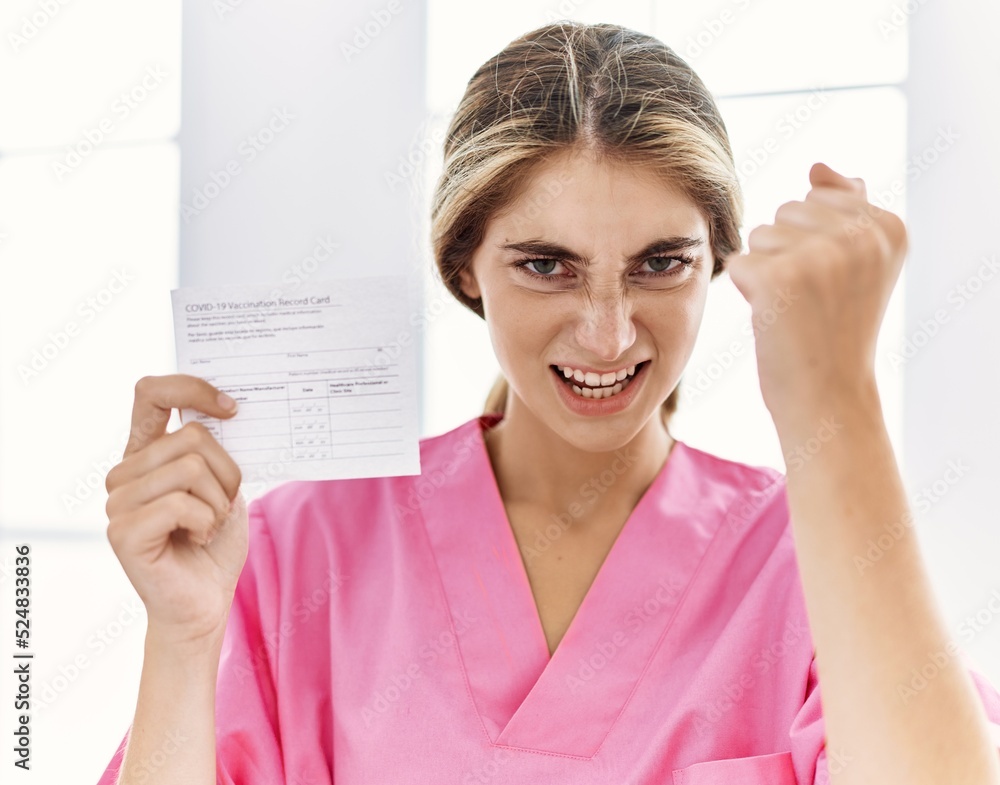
[170,276,421,483]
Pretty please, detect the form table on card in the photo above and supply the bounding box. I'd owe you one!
[170,276,421,483]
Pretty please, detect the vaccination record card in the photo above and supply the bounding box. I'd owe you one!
[170,276,421,484]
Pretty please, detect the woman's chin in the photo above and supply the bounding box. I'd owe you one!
[543,403,663,455]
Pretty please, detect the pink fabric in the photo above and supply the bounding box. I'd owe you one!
[96,413,1000,784]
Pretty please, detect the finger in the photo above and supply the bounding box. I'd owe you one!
[724,249,778,305]
[805,187,891,241]
[774,198,850,234]
[126,374,239,459]
[809,162,867,199]
[107,450,231,523]
[108,490,221,553]
[805,183,876,213]
[746,222,814,254]
[109,421,242,501]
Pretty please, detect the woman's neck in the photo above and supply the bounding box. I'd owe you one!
[482,396,675,524]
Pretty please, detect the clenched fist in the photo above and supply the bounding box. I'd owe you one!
[726,162,908,432]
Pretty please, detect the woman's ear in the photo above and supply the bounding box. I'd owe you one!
[458,268,481,300]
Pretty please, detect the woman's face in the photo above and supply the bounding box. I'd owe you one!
[460,146,714,451]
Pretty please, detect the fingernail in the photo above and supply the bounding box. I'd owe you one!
[217,392,238,411]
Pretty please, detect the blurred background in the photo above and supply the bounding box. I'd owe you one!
[0,0,997,780]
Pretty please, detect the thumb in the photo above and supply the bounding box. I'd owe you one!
[809,162,866,199]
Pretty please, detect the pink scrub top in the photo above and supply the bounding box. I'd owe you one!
[96,413,1000,784]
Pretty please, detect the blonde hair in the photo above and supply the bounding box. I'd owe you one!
[431,21,743,425]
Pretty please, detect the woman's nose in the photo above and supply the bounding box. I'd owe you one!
[574,291,636,362]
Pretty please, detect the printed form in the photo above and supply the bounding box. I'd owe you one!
[171,276,421,483]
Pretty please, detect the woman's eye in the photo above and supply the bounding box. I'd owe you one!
[527,259,559,275]
[644,256,677,273]
[515,255,692,281]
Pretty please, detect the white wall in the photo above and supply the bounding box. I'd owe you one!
[906,0,1000,686]
[178,0,428,290]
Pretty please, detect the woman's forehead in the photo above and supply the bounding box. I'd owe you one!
[502,149,700,213]
[491,156,709,245]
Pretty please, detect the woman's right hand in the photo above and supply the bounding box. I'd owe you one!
[105,374,249,649]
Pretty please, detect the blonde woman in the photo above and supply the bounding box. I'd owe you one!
[97,22,1000,785]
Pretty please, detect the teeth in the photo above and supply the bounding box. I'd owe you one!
[565,372,634,400]
[558,362,640,387]
[556,362,644,401]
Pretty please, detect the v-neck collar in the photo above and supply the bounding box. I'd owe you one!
[418,413,722,758]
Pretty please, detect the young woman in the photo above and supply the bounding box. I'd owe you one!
[97,22,1000,785]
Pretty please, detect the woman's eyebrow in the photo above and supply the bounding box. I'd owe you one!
[497,236,706,266]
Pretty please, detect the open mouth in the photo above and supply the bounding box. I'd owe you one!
[549,360,650,400]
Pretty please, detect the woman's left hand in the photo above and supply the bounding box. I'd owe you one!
[725,162,908,433]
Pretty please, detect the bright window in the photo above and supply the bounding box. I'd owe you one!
[0,0,181,534]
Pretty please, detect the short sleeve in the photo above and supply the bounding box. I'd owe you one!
[94,498,291,785]
[787,656,830,784]
[965,658,1000,750]
[789,651,1000,784]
